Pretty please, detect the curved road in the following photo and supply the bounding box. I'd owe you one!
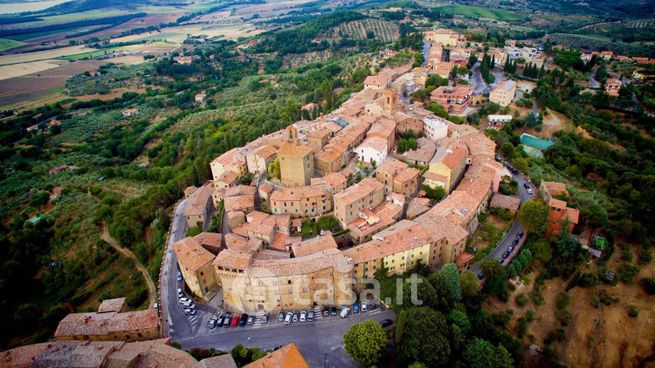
[472,165,535,276]
[101,225,157,307]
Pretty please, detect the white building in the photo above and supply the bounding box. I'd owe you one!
[488,114,513,128]
[423,117,449,142]
[354,137,388,164]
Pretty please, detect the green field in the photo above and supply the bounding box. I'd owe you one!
[434,4,529,22]
[0,38,23,52]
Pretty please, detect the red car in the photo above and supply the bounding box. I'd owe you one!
[230,315,240,328]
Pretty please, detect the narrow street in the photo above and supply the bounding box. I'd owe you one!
[160,198,191,337]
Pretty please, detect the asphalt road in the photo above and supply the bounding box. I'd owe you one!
[160,198,192,338]
[177,309,396,368]
[471,166,535,276]
[421,39,431,67]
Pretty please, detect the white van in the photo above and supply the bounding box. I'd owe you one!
[340,307,350,318]
[284,312,292,324]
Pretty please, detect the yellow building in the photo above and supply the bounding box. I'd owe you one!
[270,185,333,219]
[333,177,385,228]
[278,142,314,186]
[213,234,353,313]
[423,141,469,193]
[344,220,433,283]
[173,236,219,300]
[424,28,465,47]
[489,80,516,107]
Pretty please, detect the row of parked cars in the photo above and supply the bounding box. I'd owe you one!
[207,302,381,330]
[501,231,524,261]
[207,312,264,329]
[177,288,196,315]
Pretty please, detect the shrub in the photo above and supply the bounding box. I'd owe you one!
[640,277,655,295]
[529,287,544,306]
[618,262,640,284]
[628,306,639,318]
[515,293,529,307]
[545,329,566,344]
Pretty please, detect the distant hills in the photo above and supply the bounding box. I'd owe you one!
[446,0,655,18]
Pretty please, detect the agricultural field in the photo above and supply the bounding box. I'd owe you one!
[335,18,400,43]
[0,59,103,108]
[0,45,94,65]
[0,0,69,14]
[0,9,134,30]
[0,38,22,52]
[418,3,529,22]
[0,59,66,80]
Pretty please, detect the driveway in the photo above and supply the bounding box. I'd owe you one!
[177,309,396,368]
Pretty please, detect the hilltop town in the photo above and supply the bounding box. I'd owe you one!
[2,0,655,366]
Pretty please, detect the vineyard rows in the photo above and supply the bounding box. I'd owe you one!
[335,19,399,42]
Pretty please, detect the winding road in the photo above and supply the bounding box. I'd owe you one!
[101,224,157,307]
[471,165,535,276]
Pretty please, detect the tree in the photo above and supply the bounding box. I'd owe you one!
[429,263,461,304]
[511,157,529,173]
[464,338,497,368]
[459,271,479,299]
[518,199,549,234]
[344,320,388,367]
[396,307,451,367]
[464,338,513,368]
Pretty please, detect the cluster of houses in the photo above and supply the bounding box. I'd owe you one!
[171,60,525,315]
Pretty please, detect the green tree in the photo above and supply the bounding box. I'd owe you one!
[267,158,280,180]
[518,199,549,234]
[511,157,529,172]
[464,338,503,368]
[459,271,479,299]
[429,263,461,304]
[344,320,388,367]
[396,307,451,367]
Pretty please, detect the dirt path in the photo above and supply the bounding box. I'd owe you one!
[100,225,157,307]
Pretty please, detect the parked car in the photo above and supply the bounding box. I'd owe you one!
[247,315,254,325]
[182,300,195,309]
[177,289,184,298]
[292,312,299,323]
[324,310,329,317]
[330,306,337,316]
[239,314,249,327]
[278,313,285,323]
[353,303,359,314]
[527,188,533,195]
[380,319,394,328]
[216,316,225,328]
[307,310,315,321]
[300,311,307,322]
[177,271,182,281]
[361,303,367,313]
[230,315,240,328]
[518,231,524,238]
[207,317,218,329]
[523,183,530,189]
[262,314,270,324]
[284,312,292,324]
[340,307,350,318]
[184,308,196,315]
